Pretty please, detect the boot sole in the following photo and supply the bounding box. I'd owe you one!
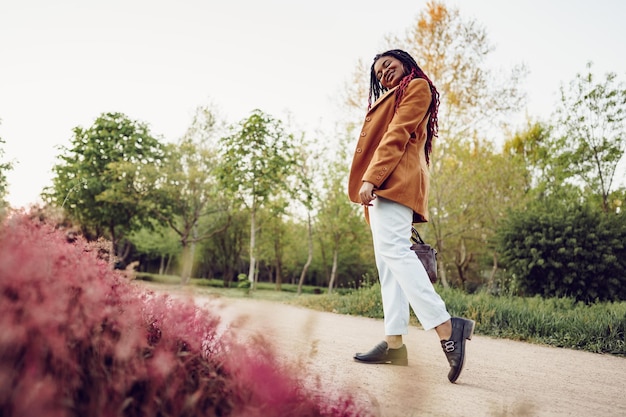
[353,357,408,366]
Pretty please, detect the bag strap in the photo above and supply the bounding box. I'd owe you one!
[411,226,425,245]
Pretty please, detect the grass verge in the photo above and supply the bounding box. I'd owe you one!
[136,274,626,356]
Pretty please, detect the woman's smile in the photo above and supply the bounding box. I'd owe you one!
[374,56,406,89]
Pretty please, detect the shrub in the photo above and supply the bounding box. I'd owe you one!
[0,213,373,417]
[236,273,251,291]
[495,199,626,302]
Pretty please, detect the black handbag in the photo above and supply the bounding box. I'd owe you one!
[410,227,438,283]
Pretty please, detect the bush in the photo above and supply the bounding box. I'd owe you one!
[236,273,251,291]
[0,213,373,417]
[495,199,626,302]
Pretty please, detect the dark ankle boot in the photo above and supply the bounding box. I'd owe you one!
[441,317,475,382]
[354,341,408,366]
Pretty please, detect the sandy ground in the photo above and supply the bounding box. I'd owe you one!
[144,285,626,417]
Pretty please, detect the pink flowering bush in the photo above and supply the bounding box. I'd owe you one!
[0,213,374,417]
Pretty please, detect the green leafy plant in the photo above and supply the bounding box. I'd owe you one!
[495,199,626,302]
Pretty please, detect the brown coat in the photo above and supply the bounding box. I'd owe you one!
[348,78,432,223]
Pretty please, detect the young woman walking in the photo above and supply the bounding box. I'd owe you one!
[348,49,474,383]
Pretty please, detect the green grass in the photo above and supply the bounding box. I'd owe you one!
[436,286,626,355]
[135,274,626,356]
[135,273,323,302]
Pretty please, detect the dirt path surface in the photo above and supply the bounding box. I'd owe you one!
[151,286,626,417]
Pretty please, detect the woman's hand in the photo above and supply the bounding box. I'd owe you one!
[359,181,377,206]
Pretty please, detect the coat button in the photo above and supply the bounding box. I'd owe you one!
[365,117,371,122]
[356,148,362,153]
[360,132,366,137]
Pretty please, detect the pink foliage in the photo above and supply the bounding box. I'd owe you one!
[0,214,375,417]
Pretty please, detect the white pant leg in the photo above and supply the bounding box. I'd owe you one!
[369,197,451,333]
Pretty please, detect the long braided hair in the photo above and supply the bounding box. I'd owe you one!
[368,49,440,165]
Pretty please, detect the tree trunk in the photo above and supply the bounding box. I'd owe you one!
[455,238,472,289]
[165,254,172,275]
[297,213,313,295]
[223,267,234,287]
[488,251,499,290]
[275,258,283,291]
[248,207,257,289]
[437,238,450,288]
[159,255,165,275]
[327,247,339,294]
[108,224,117,268]
[180,244,193,285]
[181,225,199,285]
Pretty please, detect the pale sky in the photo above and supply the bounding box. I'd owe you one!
[1,0,625,209]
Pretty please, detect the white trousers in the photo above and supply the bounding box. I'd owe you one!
[369,197,450,333]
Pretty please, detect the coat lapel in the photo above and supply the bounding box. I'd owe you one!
[367,86,398,114]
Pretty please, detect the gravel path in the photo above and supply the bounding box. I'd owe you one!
[146,285,626,417]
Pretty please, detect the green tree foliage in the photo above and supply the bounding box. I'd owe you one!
[496,197,626,303]
[128,222,181,275]
[293,140,317,295]
[430,139,530,289]
[197,208,248,286]
[254,197,290,290]
[504,121,553,190]
[316,140,374,293]
[45,112,165,260]
[150,105,229,284]
[217,109,298,287]
[0,123,13,210]
[253,130,317,292]
[552,62,626,213]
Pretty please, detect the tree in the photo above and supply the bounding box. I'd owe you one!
[197,208,248,286]
[45,112,165,261]
[294,139,318,295]
[150,105,230,284]
[254,198,291,289]
[127,221,181,275]
[315,136,372,293]
[503,120,553,191]
[552,62,626,213]
[403,2,526,138]
[248,128,315,292]
[217,110,298,288]
[428,138,529,289]
[0,121,13,211]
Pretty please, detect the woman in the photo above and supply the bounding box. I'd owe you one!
[348,49,474,383]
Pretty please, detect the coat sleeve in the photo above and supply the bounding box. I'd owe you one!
[362,79,432,187]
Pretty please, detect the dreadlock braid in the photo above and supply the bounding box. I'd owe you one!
[368,49,440,165]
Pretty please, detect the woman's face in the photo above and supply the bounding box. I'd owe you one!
[374,56,406,89]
